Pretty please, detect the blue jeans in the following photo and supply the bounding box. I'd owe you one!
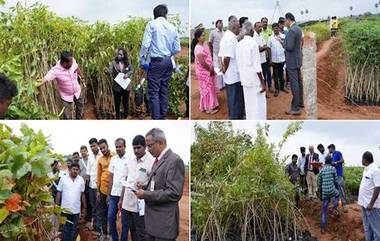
[62,213,79,241]
[337,176,346,206]
[361,207,380,241]
[321,194,339,229]
[147,57,173,120]
[108,195,120,241]
[225,82,245,120]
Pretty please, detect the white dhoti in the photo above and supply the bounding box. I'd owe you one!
[213,53,225,90]
[243,85,267,120]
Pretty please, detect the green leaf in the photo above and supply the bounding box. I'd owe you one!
[0,190,11,200]
[16,162,31,179]
[0,208,9,224]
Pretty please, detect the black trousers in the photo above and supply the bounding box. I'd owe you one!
[113,89,130,119]
[96,192,108,234]
[272,62,285,91]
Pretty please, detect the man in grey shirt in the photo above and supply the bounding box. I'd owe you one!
[209,19,224,89]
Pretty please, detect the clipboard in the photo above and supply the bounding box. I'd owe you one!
[114,73,131,90]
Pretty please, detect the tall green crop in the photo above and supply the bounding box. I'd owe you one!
[191,121,304,241]
[0,3,188,119]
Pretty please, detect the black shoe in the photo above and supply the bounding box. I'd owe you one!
[280,88,289,93]
[274,90,279,97]
[285,110,301,116]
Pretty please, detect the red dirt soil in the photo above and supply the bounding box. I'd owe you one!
[191,37,380,120]
[300,200,364,241]
[78,174,189,241]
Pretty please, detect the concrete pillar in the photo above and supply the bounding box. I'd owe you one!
[302,32,318,119]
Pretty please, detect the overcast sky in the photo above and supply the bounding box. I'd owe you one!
[1,120,191,165]
[2,0,189,25]
[192,121,380,167]
[191,0,380,28]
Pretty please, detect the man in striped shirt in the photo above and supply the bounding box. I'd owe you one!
[318,155,339,234]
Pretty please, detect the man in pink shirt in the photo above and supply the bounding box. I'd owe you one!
[39,51,84,119]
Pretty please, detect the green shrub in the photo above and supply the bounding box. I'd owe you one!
[304,22,330,44]
[0,3,187,119]
[191,121,304,241]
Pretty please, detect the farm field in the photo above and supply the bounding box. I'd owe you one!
[0,2,189,120]
[191,121,375,241]
[191,15,380,120]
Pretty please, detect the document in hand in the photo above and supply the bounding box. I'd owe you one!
[114,73,131,90]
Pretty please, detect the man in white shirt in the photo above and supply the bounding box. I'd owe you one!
[107,138,128,241]
[358,151,380,241]
[85,138,102,231]
[236,21,267,120]
[317,144,328,164]
[56,161,86,241]
[298,147,307,195]
[119,135,154,241]
[79,145,91,224]
[218,19,244,120]
[209,19,225,90]
[268,22,288,97]
[253,21,271,97]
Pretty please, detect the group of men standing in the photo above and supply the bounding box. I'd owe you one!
[286,145,380,240]
[50,128,185,241]
[207,12,304,120]
[286,144,346,205]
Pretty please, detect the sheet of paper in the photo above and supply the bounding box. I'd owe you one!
[114,73,131,90]
[171,56,176,69]
[138,200,145,216]
[214,67,223,76]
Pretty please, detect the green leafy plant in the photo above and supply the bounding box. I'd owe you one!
[344,166,364,202]
[191,121,304,241]
[0,3,188,119]
[0,123,63,240]
[304,22,330,44]
[341,17,380,105]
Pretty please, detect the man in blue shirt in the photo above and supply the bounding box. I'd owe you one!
[140,4,181,120]
[328,144,346,210]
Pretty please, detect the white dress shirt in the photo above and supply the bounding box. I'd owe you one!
[358,162,380,209]
[218,30,240,85]
[236,35,263,88]
[122,152,155,212]
[109,153,129,196]
[86,152,102,189]
[253,31,267,64]
[57,175,85,214]
[268,33,286,63]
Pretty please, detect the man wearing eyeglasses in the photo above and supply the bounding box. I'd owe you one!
[135,128,185,241]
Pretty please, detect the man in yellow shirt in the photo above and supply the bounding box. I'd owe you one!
[96,139,113,239]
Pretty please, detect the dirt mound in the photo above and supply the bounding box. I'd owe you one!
[300,200,364,241]
[317,37,380,119]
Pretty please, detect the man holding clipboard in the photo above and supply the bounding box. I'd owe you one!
[119,135,154,241]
